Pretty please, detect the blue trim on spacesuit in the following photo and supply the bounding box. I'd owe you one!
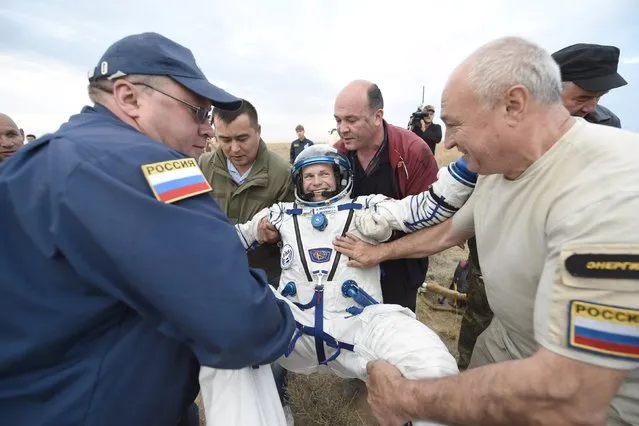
[284,203,362,217]
[284,286,356,365]
[342,280,379,307]
[403,188,456,232]
[448,157,477,187]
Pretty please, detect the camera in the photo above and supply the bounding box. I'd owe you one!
[409,108,428,129]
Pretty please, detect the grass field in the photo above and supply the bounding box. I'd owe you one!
[198,142,466,426]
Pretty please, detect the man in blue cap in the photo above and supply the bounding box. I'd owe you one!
[0,32,295,426]
[553,43,628,128]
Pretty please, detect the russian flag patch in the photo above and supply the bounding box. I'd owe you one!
[568,300,639,360]
[141,158,211,204]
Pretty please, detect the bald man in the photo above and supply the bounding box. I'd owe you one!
[332,80,439,312]
[354,36,639,426]
[0,113,25,163]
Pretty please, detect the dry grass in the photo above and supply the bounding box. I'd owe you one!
[198,141,466,425]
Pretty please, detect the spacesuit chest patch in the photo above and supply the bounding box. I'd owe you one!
[281,244,294,269]
[309,248,332,263]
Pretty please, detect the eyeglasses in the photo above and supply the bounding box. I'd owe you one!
[133,82,212,124]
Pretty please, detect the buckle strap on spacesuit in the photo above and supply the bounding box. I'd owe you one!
[313,285,327,362]
[285,321,355,364]
[284,285,355,364]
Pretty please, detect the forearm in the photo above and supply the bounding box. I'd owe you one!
[399,353,613,426]
[377,219,472,261]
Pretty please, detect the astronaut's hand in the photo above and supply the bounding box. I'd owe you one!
[354,210,393,242]
[257,217,280,244]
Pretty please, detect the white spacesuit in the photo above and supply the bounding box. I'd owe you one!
[199,145,477,426]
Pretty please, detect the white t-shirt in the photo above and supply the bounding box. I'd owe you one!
[453,118,639,424]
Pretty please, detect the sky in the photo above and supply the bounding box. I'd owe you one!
[1,0,638,142]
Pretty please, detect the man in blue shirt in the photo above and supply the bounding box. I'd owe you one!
[289,124,314,164]
[0,32,295,426]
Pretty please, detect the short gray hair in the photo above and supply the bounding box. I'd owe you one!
[87,74,163,103]
[467,36,562,108]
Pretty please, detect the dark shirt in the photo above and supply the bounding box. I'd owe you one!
[289,138,314,164]
[351,135,396,199]
[348,125,428,312]
[412,123,442,154]
[585,104,622,128]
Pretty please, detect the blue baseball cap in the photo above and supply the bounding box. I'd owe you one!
[88,32,242,110]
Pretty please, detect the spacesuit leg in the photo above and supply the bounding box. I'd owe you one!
[198,365,287,426]
[353,304,459,426]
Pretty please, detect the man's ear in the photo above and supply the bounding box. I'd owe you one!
[256,124,262,139]
[19,128,24,136]
[112,80,143,119]
[504,84,528,125]
[375,109,384,126]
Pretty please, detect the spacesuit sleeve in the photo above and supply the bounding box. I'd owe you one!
[52,149,295,369]
[370,157,477,232]
[235,207,272,250]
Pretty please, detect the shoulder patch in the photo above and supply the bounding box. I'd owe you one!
[568,300,639,360]
[281,244,294,269]
[565,253,639,279]
[141,158,211,204]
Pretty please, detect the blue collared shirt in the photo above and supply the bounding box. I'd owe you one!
[227,158,254,185]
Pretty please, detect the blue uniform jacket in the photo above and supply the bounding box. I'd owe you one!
[0,104,295,425]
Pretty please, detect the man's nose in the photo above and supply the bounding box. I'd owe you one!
[444,136,456,150]
[199,121,214,139]
[230,141,242,153]
[581,98,598,114]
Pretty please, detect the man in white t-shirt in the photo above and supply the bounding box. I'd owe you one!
[334,36,639,426]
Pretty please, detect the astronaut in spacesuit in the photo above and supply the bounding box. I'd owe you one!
[199,145,477,426]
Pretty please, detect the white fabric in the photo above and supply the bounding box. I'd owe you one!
[353,211,393,242]
[199,365,287,426]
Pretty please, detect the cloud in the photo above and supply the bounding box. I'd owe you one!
[0,51,89,136]
[1,0,637,140]
[622,56,639,64]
